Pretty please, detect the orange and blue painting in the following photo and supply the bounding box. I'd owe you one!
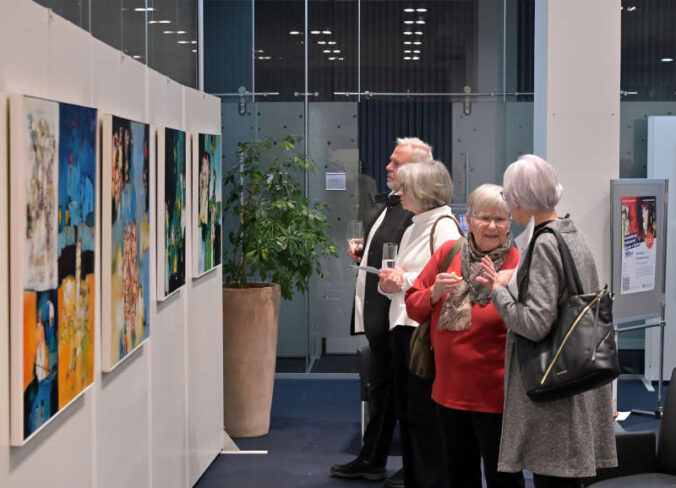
[163,128,186,296]
[195,133,222,275]
[19,97,96,442]
[105,116,150,370]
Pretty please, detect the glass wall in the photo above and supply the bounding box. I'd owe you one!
[206,0,535,374]
[33,0,198,88]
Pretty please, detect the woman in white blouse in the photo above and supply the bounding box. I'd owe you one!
[378,160,462,488]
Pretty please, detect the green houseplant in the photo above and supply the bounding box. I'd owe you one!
[220,135,336,437]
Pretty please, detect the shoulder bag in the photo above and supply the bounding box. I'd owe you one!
[516,226,620,402]
[409,214,465,379]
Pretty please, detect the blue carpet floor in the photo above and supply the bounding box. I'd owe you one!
[194,378,665,488]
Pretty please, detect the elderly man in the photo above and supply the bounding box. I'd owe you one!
[330,138,433,488]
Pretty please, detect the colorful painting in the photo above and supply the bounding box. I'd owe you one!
[101,115,150,371]
[10,95,97,445]
[158,127,186,299]
[193,133,222,276]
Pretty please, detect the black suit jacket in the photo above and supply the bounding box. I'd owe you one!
[350,192,413,341]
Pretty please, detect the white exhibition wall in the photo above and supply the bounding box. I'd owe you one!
[0,1,224,487]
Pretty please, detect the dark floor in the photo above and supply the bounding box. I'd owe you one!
[195,379,665,488]
[277,355,360,374]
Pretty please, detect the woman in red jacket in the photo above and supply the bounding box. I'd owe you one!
[405,184,523,488]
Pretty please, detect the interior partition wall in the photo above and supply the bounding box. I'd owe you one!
[206,0,535,373]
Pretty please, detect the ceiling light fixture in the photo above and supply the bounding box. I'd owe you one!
[163,30,175,34]
[192,49,197,53]
[323,49,331,53]
[176,30,187,34]
[289,30,301,35]
[414,41,422,45]
[413,50,421,53]
[318,41,326,45]
[627,6,637,11]
[328,41,337,45]
[333,50,340,53]
[338,57,344,61]
[134,7,154,12]
[311,30,321,34]
[412,56,420,60]
[415,31,423,35]
[404,8,415,12]
[133,55,142,59]
[329,57,336,61]
[662,57,674,62]
[404,31,413,35]
[404,56,412,60]
[416,8,427,12]
[148,20,158,24]
[404,41,412,45]
[322,30,332,34]
[416,20,425,24]
[404,50,411,53]
[191,41,197,44]
[177,40,190,44]
[158,20,171,24]
[404,20,414,24]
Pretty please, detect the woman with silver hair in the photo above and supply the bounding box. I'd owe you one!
[405,183,524,488]
[378,160,463,488]
[479,155,617,488]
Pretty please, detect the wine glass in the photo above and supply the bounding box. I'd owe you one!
[382,243,398,269]
[346,220,364,259]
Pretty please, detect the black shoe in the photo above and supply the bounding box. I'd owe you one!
[330,457,386,481]
[383,468,405,488]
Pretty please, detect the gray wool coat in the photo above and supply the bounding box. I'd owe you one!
[491,218,618,478]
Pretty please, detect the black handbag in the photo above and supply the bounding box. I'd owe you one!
[409,228,464,379]
[516,226,620,402]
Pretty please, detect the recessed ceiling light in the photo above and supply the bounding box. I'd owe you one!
[289,30,301,35]
[412,56,420,60]
[158,20,171,24]
[414,41,422,45]
[191,40,197,44]
[416,20,425,24]
[404,8,415,13]
[176,30,187,34]
[404,41,412,45]
[338,57,344,61]
[328,41,337,45]
[311,30,321,34]
[177,40,190,44]
[333,50,340,53]
[416,8,427,12]
[328,57,336,61]
[163,30,175,34]
[318,41,326,45]
[415,31,423,35]
[404,50,411,53]
[256,49,264,53]
[404,31,413,35]
[134,7,154,12]
[404,20,414,24]
[627,6,637,11]
[662,57,674,62]
[148,20,158,24]
[133,55,142,59]
[322,30,332,34]
[413,50,421,54]
[323,49,331,53]
[192,49,197,53]
[404,56,412,60]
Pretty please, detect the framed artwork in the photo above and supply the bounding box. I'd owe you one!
[101,115,151,372]
[9,94,97,445]
[157,127,186,300]
[192,132,222,277]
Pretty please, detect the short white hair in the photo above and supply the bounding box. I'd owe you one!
[396,137,433,163]
[503,154,563,211]
[467,183,509,216]
[398,160,454,211]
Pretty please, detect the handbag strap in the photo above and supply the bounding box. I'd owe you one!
[439,237,465,273]
[429,214,466,255]
[519,225,584,301]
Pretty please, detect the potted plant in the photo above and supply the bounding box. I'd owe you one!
[221,135,336,437]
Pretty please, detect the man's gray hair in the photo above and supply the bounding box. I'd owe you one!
[467,184,509,216]
[398,160,453,212]
[396,137,433,163]
[503,154,563,211]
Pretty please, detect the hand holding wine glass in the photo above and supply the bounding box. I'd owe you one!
[346,220,364,263]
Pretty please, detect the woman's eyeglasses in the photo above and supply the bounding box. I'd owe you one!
[470,212,511,228]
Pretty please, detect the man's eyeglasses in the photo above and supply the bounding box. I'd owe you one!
[470,212,511,228]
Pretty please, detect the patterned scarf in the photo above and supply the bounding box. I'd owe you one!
[437,231,513,331]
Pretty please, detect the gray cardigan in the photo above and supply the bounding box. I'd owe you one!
[492,218,618,478]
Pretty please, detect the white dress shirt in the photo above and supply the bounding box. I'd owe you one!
[378,205,462,330]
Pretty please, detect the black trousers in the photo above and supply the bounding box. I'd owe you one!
[390,325,444,488]
[359,332,396,467]
[436,404,525,488]
[532,474,583,488]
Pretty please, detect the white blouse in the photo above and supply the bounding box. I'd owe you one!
[378,205,462,330]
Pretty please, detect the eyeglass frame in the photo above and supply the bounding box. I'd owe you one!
[469,211,512,227]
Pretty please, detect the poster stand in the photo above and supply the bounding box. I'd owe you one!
[611,179,669,419]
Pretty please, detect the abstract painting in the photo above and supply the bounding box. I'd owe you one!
[101,115,151,371]
[10,95,97,445]
[157,127,186,299]
[192,133,222,277]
